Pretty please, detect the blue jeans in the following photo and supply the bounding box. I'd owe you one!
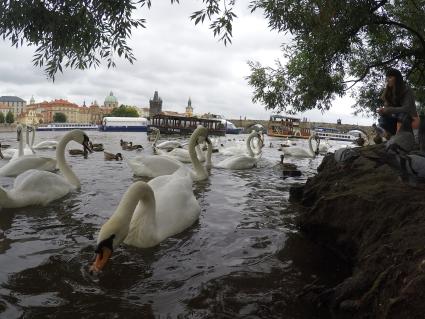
[378,114,399,136]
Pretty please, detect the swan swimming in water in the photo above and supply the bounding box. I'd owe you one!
[214,131,262,170]
[0,126,58,177]
[90,168,201,273]
[30,126,58,150]
[282,135,320,158]
[151,128,184,151]
[2,125,34,160]
[127,126,211,181]
[0,130,92,208]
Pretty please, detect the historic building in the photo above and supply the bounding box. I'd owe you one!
[104,91,119,108]
[17,109,43,125]
[185,97,194,117]
[149,91,162,118]
[0,96,26,118]
[0,103,13,119]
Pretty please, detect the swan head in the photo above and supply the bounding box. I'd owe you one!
[90,220,128,273]
[90,234,115,274]
[16,124,23,141]
[69,130,92,157]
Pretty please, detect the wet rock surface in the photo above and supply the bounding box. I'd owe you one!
[296,144,425,319]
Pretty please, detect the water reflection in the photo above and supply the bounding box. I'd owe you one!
[0,131,346,318]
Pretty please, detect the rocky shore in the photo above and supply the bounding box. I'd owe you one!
[294,144,425,319]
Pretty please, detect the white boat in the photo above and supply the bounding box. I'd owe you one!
[99,116,148,132]
[36,123,99,131]
[313,127,357,142]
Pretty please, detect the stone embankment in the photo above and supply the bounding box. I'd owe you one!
[0,125,16,132]
[293,144,425,318]
[229,118,373,135]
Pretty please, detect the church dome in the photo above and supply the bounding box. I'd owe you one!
[104,91,118,104]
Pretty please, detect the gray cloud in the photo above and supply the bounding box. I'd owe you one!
[0,2,372,125]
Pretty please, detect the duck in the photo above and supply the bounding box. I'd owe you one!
[122,141,143,151]
[274,154,301,177]
[282,135,320,158]
[104,151,123,161]
[214,131,262,170]
[69,149,87,156]
[0,126,57,177]
[127,126,211,181]
[90,168,200,273]
[0,130,91,208]
[89,142,104,152]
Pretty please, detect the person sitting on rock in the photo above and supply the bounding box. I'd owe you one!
[377,68,419,138]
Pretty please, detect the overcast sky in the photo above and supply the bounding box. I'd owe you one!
[0,2,373,125]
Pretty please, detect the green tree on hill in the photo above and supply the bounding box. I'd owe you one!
[109,105,139,117]
[1,1,424,115]
[53,112,67,123]
[5,111,14,124]
[0,112,5,124]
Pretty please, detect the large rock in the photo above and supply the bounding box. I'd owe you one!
[297,144,425,319]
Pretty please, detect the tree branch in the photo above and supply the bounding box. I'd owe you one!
[374,19,425,51]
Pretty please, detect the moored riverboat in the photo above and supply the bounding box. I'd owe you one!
[313,127,357,142]
[36,123,99,131]
[267,115,311,138]
[149,113,226,136]
[99,117,148,132]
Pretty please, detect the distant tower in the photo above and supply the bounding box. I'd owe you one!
[149,91,163,118]
[30,95,35,105]
[104,91,118,108]
[185,97,193,117]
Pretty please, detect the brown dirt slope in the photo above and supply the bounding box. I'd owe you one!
[297,144,425,319]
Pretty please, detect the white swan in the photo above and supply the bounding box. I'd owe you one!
[0,127,57,177]
[155,143,206,163]
[0,130,91,208]
[90,168,200,272]
[152,128,184,151]
[10,125,36,161]
[219,131,262,156]
[214,131,261,170]
[282,135,320,157]
[128,126,211,181]
[32,127,58,150]
[2,125,33,160]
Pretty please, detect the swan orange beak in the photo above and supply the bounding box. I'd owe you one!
[90,247,112,273]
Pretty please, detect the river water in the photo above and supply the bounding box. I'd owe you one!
[0,131,349,318]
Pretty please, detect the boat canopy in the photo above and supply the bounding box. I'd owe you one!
[103,117,148,123]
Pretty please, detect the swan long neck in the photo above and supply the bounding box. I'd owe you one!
[153,129,160,145]
[189,127,208,178]
[31,127,35,148]
[246,132,256,157]
[56,132,81,188]
[104,182,156,246]
[205,139,213,168]
[308,136,319,156]
[18,129,24,157]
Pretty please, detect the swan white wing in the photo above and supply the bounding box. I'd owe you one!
[3,169,75,207]
[125,168,200,247]
[150,170,200,239]
[0,155,57,177]
[33,140,58,149]
[283,146,313,157]
[127,155,183,178]
[215,154,258,170]
[2,148,17,160]
[156,140,182,150]
[10,147,34,161]
[164,148,192,163]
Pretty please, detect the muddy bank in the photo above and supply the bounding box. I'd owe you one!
[295,144,425,319]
